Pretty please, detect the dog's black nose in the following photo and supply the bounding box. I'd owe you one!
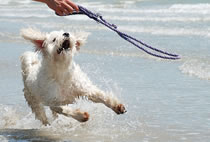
[63,33,69,37]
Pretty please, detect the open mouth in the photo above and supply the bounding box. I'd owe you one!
[57,40,70,54]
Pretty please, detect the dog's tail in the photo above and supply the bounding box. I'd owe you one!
[20,51,39,81]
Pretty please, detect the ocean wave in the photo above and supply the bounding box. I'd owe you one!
[179,57,210,80]
[0,14,51,18]
[80,49,179,61]
[40,23,210,37]
[1,3,210,19]
[0,6,51,18]
[1,1,210,15]
[0,0,31,5]
[1,2,210,22]
[0,11,51,18]
[0,5,45,11]
[98,4,210,14]
[118,26,209,37]
[0,0,12,5]
[3,11,210,23]
[104,16,210,22]
[170,3,210,13]
[0,32,23,43]
[2,13,210,25]
[62,14,210,22]
[0,25,209,45]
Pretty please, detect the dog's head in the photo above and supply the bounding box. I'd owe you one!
[21,28,88,63]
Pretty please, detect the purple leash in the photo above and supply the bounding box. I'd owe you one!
[59,5,180,60]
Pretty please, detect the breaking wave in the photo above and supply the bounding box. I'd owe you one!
[98,3,210,14]
[179,57,210,80]
[0,0,32,5]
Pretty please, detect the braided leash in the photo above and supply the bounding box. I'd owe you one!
[59,5,180,60]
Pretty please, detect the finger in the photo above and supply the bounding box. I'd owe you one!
[58,4,71,16]
[63,9,70,15]
[55,4,65,16]
[56,8,66,16]
[65,0,79,12]
[61,2,73,14]
[56,9,64,16]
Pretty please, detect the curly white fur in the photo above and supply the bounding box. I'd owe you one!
[20,28,126,125]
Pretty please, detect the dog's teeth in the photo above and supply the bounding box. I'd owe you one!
[57,48,64,54]
[57,49,62,54]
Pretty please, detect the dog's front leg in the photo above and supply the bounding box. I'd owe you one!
[50,106,89,122]
[24,88,49,125]
[86,90,127,114]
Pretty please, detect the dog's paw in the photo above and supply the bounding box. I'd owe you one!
[74,110,89,122]
[113,104,127,114]
[42,120,50,126]
[82,112,90,122]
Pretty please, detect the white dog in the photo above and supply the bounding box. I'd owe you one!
[20,28,126,125]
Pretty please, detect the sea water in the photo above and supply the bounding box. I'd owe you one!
[0,0,210,141]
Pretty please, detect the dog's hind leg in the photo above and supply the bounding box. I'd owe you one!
[24,89,49,125]
[50,106,89,122]
[50,107,58,119]
[86,90,127,115]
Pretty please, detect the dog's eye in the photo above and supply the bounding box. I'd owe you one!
[52,38,56,42]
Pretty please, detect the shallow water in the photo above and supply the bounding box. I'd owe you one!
[0,0,210,141]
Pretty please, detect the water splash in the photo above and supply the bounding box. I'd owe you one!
[0,100,143,142]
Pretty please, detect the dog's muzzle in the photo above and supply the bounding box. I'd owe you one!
[57,40,70,54]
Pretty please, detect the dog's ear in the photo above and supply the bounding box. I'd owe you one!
[74,32,90,51]
[21,28,46,50]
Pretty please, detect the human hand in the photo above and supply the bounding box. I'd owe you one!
[45,0,79,16]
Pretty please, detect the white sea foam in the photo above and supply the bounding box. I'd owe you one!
[1,2,210,19]
[179,57,210,80]
[1,12,210,24]
[0,0,11,5]
[0,0,31,5]
[170,3,210,14]
[118,26,209,37]
[63,15,210,22]
[80,49,171,61]
[0,25,208,45]
[39,22,210,37]
[98,3,210,14]
[108,16,210,22]
[0,13,51,18]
